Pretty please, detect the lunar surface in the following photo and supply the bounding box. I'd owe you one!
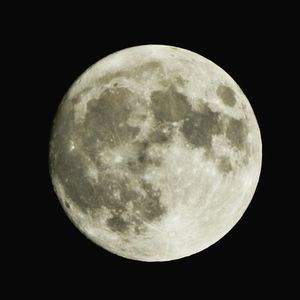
[49,45,262,261]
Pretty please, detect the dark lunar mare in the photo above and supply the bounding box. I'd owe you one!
[50,83,168,235]
[149,84,250,172]
[226,118,248,150]
[83,87,140,149]
[217,84,237,107]
[150,85,191,122]
[181,106,222,150]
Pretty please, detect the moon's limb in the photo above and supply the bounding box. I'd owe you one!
[49,45,262,261]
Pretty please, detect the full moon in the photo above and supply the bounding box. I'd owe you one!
[49,45,262,261]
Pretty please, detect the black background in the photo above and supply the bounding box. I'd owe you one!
[10,2,295,297]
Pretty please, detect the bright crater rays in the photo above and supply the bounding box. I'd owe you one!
[49,45,262,261]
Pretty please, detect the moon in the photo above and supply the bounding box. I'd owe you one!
[49,45,262,261]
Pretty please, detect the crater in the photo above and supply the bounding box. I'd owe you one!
[64,201,71,209]
[181,105,222,150]
[150,85,191,122]
[217,84,236,107]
